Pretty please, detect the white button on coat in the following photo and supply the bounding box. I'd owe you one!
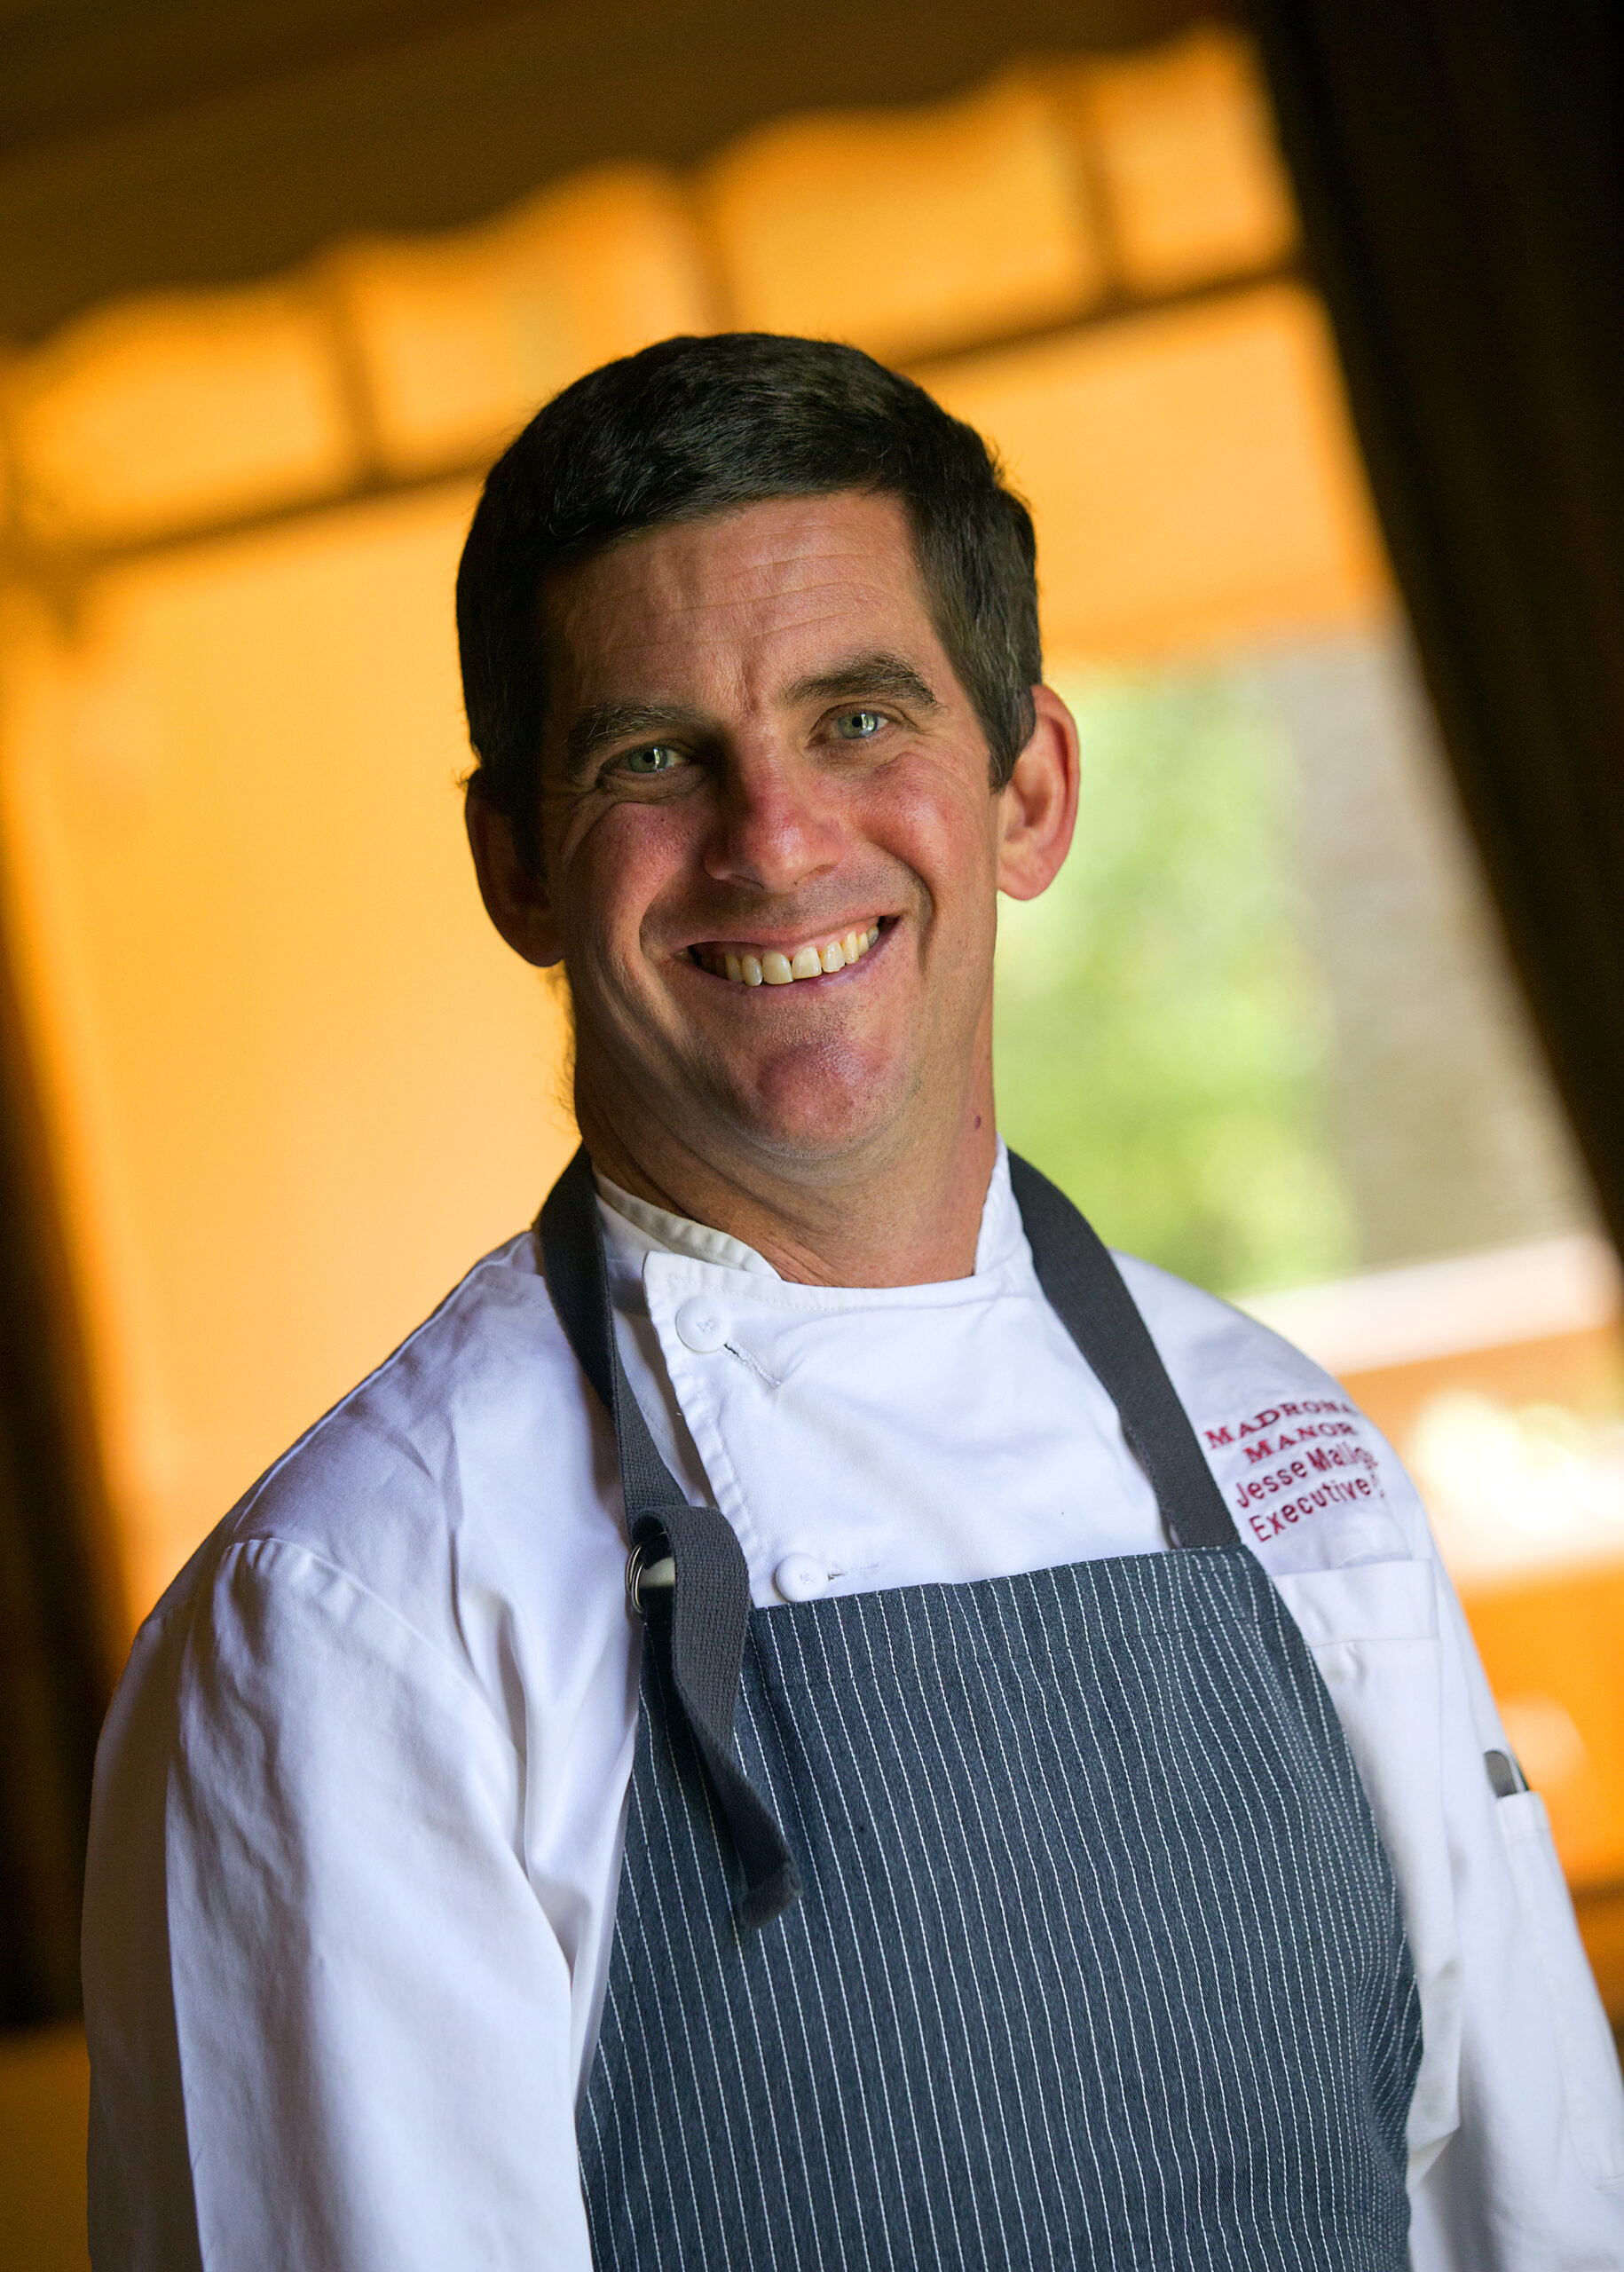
[674,1296,729,1353]
[774,1552,827,1603]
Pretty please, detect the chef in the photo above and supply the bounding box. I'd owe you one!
[83,332,1624,2270]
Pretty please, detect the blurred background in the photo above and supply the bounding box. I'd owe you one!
[4,2,1624,2261]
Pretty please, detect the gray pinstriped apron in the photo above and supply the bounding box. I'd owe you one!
[540,1149,1421,2270]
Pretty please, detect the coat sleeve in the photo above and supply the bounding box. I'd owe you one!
[1407,1536,1624,2269]
[83,1534,592,2272]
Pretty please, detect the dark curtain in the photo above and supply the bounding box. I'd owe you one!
[0,931,118,2027]
[1247,0,1624,1254]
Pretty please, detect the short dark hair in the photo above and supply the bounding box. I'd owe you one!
[457,333,1041,863]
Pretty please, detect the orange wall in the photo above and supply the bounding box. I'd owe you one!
[1,492,578,1616]
[0,2025,89,2272]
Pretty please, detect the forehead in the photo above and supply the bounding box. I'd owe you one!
[540,490,943,704]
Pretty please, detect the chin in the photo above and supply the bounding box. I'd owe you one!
[713,1042,913,1166]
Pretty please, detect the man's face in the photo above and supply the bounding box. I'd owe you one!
[481,490,1071,1184]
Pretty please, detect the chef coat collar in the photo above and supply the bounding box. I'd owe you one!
[595,1141,1023,1284]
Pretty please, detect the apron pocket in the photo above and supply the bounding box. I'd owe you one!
[1497,1788,1624,2189]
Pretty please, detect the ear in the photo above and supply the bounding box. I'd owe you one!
[465,787,564,968]
[995,685,1079,901]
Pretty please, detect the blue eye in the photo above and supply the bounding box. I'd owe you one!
[622,745,683,776]
[834,710,885,741]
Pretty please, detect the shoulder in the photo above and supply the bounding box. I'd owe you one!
[130,1227,618,1695]
[1114,1250,1432,1572]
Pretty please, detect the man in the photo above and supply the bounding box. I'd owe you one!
[84,335,1624,2269]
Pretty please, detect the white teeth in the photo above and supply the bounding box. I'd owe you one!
[702,924,883,986]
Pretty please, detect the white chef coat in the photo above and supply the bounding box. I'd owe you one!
[83,1147,1624,2271]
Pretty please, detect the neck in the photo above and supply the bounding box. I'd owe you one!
[574,1067,999,1290]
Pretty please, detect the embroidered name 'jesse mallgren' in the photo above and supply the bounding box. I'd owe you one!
[1202,1400,1384,1542]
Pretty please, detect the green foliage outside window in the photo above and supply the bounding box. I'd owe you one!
[994,662,1355,1296]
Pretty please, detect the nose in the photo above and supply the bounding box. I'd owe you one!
[701,748,844,896]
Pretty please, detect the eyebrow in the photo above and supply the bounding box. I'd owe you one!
[781,653,943,713]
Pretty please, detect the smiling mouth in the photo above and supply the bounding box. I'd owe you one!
[689,923,883,987]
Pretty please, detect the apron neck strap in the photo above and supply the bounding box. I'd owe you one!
[539,1147,800,1927]
[1005,1153,1238,1550]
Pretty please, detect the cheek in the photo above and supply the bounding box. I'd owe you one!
[556,807,689,966]
[857,767,1001,915]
